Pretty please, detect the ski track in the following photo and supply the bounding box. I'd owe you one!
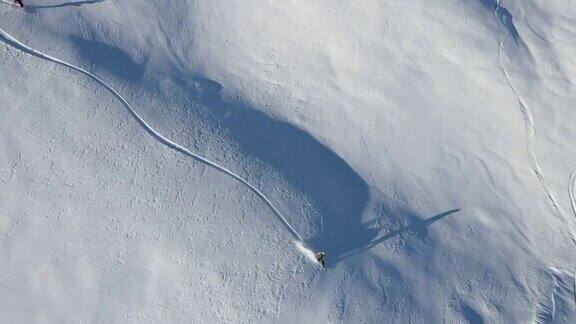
[570,172,576,226]
[295,241,320,266]
[0,27,305,243]
[492,4,576,242]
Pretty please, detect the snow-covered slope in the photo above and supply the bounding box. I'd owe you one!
[1,0,575,322]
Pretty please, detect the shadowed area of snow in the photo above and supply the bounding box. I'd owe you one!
[1,0,575,322]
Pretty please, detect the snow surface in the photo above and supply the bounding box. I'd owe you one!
[1,0,575,322]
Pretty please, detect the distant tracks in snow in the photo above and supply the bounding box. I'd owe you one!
[570,172,576,227]
[501,64,564,216]
[0,27,304,242]
[492,5,576,242]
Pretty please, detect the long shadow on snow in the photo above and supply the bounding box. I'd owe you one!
[188,78,377,260]
[333,208,460,264]
[69,35,144,82]
[25,0,104,12]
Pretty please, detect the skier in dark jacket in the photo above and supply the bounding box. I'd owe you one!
[315,252,326,268]
[13,0,23,8]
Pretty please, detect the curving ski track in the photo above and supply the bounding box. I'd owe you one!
[492,4,576,242]
[0,27,304,242]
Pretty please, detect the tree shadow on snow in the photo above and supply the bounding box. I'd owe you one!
[25,0,104,12]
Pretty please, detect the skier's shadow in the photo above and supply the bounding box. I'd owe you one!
[332,208,461,264]
[24,0,104,12]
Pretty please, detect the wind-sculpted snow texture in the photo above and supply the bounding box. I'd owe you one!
[1,0,575,322]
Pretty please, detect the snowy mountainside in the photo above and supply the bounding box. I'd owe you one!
[1,0,575,322]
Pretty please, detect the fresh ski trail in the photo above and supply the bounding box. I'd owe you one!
[295,241,322,267]
[0,27,305,243]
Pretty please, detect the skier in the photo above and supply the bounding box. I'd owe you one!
[13,0,23,8]
[315,251,326,268]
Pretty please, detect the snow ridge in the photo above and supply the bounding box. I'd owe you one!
[491,4,576,242]
[0,27,304,242]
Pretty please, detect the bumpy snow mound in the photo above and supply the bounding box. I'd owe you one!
[1,0,575,322]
